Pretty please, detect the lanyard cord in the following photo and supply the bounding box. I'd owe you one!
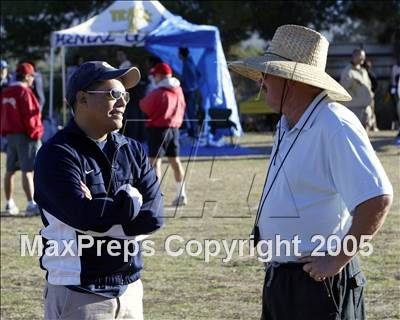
[273,78,289,165]
[253,93,328,228]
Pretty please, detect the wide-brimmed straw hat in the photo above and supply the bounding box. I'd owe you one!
[229,25,351,102]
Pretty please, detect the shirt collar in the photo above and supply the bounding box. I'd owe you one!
[279,90,329,133]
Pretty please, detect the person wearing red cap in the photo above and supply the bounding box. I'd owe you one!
[140,62,188,206]
[1,62,44,216]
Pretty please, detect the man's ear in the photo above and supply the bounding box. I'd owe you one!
[76,91,87,107]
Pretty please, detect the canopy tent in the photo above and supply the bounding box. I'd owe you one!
[49,0,242,138]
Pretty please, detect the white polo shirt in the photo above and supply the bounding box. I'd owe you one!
[258,91,393,262]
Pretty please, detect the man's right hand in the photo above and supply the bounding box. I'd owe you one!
[116,184,143,219]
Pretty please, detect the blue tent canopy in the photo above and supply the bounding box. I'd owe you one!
[50,0,242,137]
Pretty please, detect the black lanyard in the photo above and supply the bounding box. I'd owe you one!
[251,94,328,245]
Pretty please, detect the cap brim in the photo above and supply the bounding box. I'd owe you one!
[120,67,141,89]
[98,67,141,89]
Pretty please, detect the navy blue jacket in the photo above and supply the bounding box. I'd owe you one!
[34,120,163,286]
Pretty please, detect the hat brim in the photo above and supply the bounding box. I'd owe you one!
[229,55,352,102]
[98,67,141,89]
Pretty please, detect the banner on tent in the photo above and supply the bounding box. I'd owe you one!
[53,33,147,47]
[49,0,243,136]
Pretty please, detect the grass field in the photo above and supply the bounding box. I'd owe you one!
[1,131,399,320]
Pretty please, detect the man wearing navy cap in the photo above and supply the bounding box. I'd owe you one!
[34,61,164,320]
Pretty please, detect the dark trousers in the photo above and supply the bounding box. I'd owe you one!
[261,257,366,320]
[183,90,199,138]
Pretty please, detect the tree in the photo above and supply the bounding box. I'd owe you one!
[2,1,398,62]
[164,1,346,51]
[342,0,400,52]
[0,1,112,59]
[165,1,399,54]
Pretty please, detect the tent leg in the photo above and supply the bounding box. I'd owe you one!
[49,47,55,119]
[61,46,67,125]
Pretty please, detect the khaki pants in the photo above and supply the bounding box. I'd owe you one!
[348,106,371,127]
[44,280,143,320]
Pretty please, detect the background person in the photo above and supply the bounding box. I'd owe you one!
[34,61,164,320]
[22,60,46,111]
[144,56,162,96]
[0,62,44,215]
[230,24,393,320]
[115,49,148,142]
[178,47,201,139]
[390,56,400,137]
[66,54,84,84]
[1,59,11,91]
[340,49,374,130]
[140,62,187,206]
[363,59,379,131]
[116,49,132,69]
[122,64,147,143]
[0,59,11,152]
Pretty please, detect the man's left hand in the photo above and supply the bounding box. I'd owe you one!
[299,255,351,281]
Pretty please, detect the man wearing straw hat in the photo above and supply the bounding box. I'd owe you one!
[230,25,392,320]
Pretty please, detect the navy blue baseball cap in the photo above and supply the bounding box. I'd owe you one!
[66,61,141,107]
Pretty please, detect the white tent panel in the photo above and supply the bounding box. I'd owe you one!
[52,1,173,48]
[50,0,243,137]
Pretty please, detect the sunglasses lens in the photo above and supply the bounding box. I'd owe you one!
[123,92,130,103]
[110,89,129,103]
[110,89,122,100]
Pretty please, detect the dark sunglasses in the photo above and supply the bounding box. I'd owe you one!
[85,88,130,103]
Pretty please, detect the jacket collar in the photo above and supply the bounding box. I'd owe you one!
[64,119,129,147]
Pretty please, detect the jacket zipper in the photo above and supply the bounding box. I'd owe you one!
[108,143,127,194]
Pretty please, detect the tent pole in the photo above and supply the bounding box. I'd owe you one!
[49,46,55,119]
[61,46,67,125]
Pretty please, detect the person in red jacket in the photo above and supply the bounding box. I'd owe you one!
[1,62,44,215]
[140,62,187,206]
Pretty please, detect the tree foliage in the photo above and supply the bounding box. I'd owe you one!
[1,1,399,61]
[1,1,112,59]
[164,1,346,50]
[343,0,400,51]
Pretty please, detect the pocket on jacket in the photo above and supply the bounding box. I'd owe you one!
[86,171,106,195]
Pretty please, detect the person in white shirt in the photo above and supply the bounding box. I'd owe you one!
[229,25,393,320]
[116,49,132,69]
